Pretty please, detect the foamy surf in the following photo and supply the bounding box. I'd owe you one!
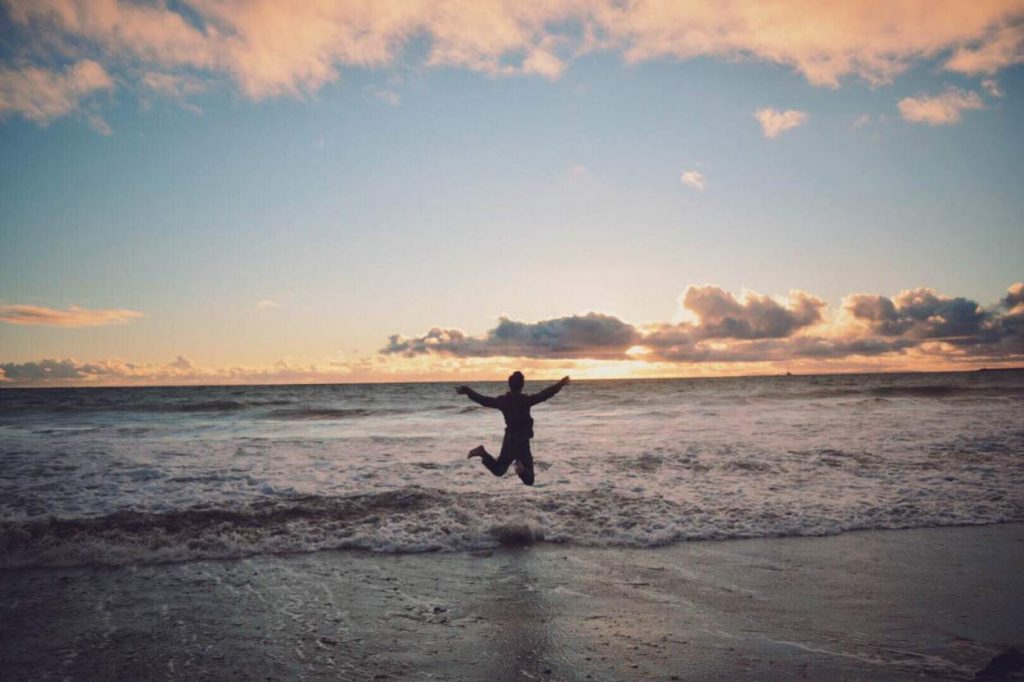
[2,372,1023,568]
[2,484,1020,569]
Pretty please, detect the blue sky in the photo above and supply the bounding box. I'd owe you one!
[1,1,1022,384]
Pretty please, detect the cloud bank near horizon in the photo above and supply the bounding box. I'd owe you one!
[3,282,1022,386]
[0,354,379,386]
[383,313,642,361]
[384,282,1024,365]
[1,0,1022,128]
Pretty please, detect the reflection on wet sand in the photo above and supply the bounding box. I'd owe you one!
[1,526,1022,680]
[471,550,557,680]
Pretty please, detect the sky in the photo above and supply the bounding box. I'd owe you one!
[0,0,1022,386]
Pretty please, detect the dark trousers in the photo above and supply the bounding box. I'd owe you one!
[478,432,535,486]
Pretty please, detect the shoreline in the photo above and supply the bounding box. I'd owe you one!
[4,515,1024,571]
[2,523,1021,680]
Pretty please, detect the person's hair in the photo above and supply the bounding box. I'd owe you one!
[508,371,525,393]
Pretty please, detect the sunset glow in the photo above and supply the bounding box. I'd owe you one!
[1,1,1022,386]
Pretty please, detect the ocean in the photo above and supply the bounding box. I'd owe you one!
[1,370,1022,568]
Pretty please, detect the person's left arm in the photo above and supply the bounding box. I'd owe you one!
[527,376,570,406]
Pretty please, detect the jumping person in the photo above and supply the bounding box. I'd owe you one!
[455,372,570,486]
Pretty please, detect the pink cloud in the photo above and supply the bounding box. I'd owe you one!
[0,304,143,328]
[6,0,216,71]
[898,87,985,125]
[754,108,808,138]
[0,59,113,124]
[945,23,1024,75]
[680,170,705,191]
[2,0,1022,126]
[595,1,1024,87]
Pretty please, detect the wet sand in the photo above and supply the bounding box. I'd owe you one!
[1,524,1022,681]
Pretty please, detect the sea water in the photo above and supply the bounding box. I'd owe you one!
[1,371,1022,567]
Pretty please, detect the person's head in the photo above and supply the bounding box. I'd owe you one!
[508,371,525,394]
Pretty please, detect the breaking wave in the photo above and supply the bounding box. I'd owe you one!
[2,486,1019,569]
[263,407,378,420]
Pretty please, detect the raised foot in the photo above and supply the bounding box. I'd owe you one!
[467,445,486,459]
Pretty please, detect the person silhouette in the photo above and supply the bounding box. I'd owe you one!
[455,372,570,486]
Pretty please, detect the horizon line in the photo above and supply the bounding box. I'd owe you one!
[2,366,1021,391]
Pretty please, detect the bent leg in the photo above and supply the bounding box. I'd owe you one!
[476,435,517,477]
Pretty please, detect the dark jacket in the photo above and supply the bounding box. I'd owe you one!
[464,383,564,439]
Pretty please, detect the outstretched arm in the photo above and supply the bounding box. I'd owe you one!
[455,385,500,408]
[528,376,570,406]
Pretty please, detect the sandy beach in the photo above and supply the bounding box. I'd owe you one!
[2,523,1021,681]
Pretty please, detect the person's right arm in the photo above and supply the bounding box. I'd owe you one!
[455,385,500,408]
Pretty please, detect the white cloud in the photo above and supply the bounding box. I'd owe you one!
[85,112,113,135]
[680,170,705,191]
[851,113,871,130]
[0,59,113,125]
[143,72,207,98]
[754,108,808,138]
[256,299,281,310]
[981,78,1004,97]
[898,87,984,125]
[366,86,400,106]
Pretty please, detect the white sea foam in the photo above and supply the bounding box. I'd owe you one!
[1,372,1023,567]
[2,484,1020,569]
